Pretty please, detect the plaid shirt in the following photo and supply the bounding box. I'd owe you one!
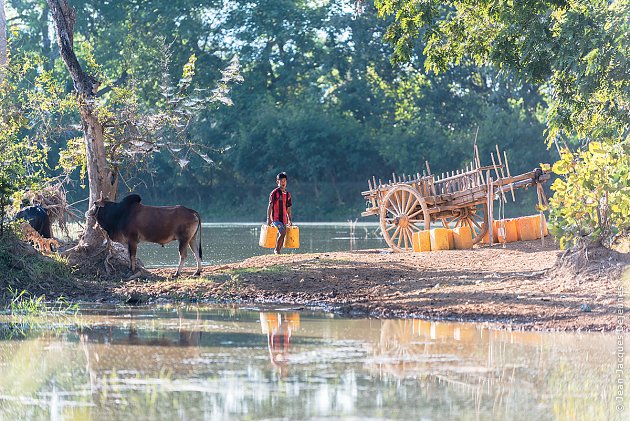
[269,187,292,225]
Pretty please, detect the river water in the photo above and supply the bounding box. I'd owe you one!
[0,305,624,420]
[137,222,386,268]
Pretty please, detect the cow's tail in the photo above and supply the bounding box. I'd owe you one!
[196,212,203,260]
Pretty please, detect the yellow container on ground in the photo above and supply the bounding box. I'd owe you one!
[502,219,519,243]
[453,226,473,249]
[430,228,450,251]
[516,217,538,241]
[284,226,300,248]
[482,221,499,244]
[259,224,279,248]
[530,214,549,237]
[412,230,432,252]
[447,229,455,249]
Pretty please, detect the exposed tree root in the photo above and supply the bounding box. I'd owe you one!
[546,241,629,288]
[63,239,153,281]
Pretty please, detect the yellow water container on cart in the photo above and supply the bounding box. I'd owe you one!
[453,226,473,249]
[430,228,450,251]
[412,230,431,252]
[259,224,279,248]
[283,226,300,248]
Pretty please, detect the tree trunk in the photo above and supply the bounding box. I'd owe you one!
[0,0,7,83]
[47,0,118,247]
[39,4,55,72]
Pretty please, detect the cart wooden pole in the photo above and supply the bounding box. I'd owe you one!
[487,170,494,247]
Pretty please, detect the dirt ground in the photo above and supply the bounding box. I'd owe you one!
[101,239,629,332]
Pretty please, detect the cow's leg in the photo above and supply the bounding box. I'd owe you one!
[189,241,201,276]
[128,241,138,272]
[175,240,187,277]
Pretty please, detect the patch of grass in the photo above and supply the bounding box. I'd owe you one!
[5,286,79,316]
[228,265,289,276]
[0,228,73,294]
[0,287,81,339]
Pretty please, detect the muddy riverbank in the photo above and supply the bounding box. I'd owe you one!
[116,240,629,332]
[3,235,627,332]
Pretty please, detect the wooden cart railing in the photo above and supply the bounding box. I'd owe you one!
[361,146,550,252]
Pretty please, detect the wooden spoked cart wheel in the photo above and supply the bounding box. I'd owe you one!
[439,202,489,244]
[379,185,431,252]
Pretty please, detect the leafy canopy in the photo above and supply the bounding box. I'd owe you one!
[375,0,630,246]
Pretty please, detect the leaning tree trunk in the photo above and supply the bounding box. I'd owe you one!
[0,0,7,83]
[47,0,119,248]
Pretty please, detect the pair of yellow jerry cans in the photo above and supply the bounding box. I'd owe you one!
[259,224,300,249]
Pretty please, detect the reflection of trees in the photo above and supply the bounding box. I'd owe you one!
[259,312,300,376]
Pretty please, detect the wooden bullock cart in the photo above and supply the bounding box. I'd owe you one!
[361,146,550,252]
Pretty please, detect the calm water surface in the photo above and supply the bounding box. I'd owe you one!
[0,305,624,420]
[137,222,386,268]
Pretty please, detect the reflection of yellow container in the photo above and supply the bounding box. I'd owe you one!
[284,226,300,248]
[412,230,431,252]
[286,313,300,329]
[430,322,455,340]
[453,226,473,249]
[260,312,280,333]
[516,217,537,241]
[430,228,450,251]
[259,224,279,248]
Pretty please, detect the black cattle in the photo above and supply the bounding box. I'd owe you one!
[88,194,203,276]
[15,205,52,238]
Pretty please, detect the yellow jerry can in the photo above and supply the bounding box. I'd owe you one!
[497,218,518,243]
[283,226,300,248]
[259,224,279,248]
[530,214,549,238]
[430,228,450,251]
[516,217,537,241]
[447,229,455,249]
[412,230,431,252]
[453,226,473,249]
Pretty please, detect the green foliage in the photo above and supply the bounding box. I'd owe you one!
[0,50,55,231]
[375,0,630,246]
[3,0,557,223]
[549,140,630,249]
[5,286,78,316]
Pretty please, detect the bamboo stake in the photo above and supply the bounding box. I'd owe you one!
[487,171,494,246]
[495,145,514,201]
[503,151,516,201]
[425,161,432,176]
[490,152,507,202]
[536,183,545,247]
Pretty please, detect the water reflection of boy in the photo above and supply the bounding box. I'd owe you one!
[259,312,300,375]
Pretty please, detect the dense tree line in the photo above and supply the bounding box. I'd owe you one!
[2,0,554,225]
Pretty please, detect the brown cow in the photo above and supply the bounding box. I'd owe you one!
[88,194,202,276]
